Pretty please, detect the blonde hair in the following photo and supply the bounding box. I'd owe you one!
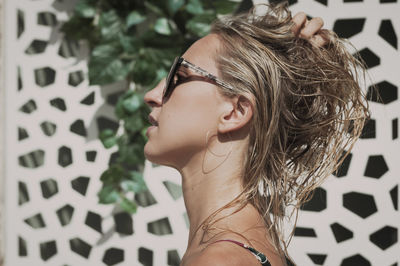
[200,2,369,263]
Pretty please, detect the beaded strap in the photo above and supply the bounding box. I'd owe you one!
[212,239,272,266]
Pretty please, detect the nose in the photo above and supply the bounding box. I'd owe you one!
[144,78,165,108]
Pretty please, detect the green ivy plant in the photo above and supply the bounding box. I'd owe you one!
[61,0,240,213]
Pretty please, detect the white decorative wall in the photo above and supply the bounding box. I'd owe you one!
[0,0,5,263]
[2,0,399,265]
[285,1,400,265]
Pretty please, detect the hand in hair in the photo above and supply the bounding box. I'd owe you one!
[291,12,327,47]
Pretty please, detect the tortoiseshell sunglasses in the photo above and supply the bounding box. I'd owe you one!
[162,56,234,102]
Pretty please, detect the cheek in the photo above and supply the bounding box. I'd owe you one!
[144,83,221,166]
[161,106,208,146]
[160,86,218,146]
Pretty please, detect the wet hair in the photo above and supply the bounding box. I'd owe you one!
[201,2,369,263]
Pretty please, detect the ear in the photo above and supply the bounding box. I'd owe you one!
[217,95,253,134]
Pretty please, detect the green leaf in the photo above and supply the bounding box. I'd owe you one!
[126,11,146,28]
[89,44,131,85]
[116,133,129,147]
[157,67,169,79]
[98,185,121,204]
[100,165,126,185]
[120,179,146,193]
[167,0,185,15]
[135,126,148,147]
[118,143,144,165]
[99,10,124,41]
[89,58,130,85]
[99,129,118,148]
[214,0,239,15]
[144,2,164,16]
[60,16,99,43]
[115,90,141,119]
[74,0,97,18]
[115,98,128,119]
[122,93,141,114]
[186,17,212,37]
[120,180,139,192]
[130,171,147,190]
[132,57,158,86]
[186,0,204,15]
[146,67,169,89]
[141,127,149,141]
[61,0,235,218]
[154,18,172,35]
[91,42,120,59]
[120,171,147,193]
[124,113,144,132]
[119,196,137,213]
[119,35,140,55]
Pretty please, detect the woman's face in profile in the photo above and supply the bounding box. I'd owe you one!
[143,34,227,169]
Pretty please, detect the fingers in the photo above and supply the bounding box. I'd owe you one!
[291,12,307,36]
[310,34,328,47]
[299,17,324,40]
[292,12,328,47]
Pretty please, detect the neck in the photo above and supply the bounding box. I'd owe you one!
[178,141,247,248]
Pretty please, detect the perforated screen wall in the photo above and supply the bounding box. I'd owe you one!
[2,0,399,265]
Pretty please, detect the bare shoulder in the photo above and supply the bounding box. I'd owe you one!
[188,241,261,266]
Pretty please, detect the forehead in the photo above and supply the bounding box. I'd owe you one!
[181,33,221,76]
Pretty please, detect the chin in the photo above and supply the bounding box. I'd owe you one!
[144,146,178,170]
[144,144,165,166]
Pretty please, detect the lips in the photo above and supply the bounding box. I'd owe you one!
[148,114,158,126]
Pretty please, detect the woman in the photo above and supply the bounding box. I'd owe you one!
[143,3,368,266]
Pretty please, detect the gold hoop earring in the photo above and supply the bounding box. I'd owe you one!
[202,130,233,174]
[205,130,233,157]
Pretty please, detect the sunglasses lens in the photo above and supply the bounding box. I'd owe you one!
[163,57,180,100]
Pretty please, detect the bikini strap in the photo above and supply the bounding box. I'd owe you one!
[212,239,271,266]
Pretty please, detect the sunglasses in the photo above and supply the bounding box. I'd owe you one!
[162,56,234,102]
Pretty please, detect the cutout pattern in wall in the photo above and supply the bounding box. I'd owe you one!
[286,1,399,265]
[3,0,399,265]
